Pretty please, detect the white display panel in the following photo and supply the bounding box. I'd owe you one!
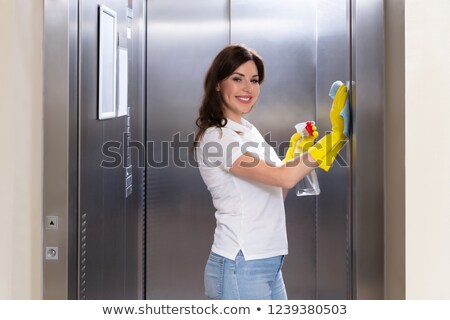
[117,46,128,117]
[98,5,117,120]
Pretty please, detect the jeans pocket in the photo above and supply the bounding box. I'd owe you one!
[277,255,285,274]
[204,252,224,299]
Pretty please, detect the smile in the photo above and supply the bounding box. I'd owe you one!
[236,96,252,103]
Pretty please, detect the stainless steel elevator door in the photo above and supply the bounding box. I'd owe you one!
[146,0,351,299]
[315,0,351,299]
[230,0,318,299]
[230,0,351,299]
[145,0,230,299]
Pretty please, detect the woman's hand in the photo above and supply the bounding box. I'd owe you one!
[329,80,350,138]
[308,81,350,172]
[283,124,319,162]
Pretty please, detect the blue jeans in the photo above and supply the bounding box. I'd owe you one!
[204,251,287,300]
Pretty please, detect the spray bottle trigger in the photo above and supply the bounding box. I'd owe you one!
[305,121,314,137]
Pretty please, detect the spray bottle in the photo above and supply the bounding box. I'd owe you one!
[294,121,321,196]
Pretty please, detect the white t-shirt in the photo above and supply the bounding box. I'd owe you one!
[196,118,288,260]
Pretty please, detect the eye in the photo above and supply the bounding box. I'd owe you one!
[232,77,242,82]
[251,79,259,84]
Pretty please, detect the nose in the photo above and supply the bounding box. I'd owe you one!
[242,79,253,92]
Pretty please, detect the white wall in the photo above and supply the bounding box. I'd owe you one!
[405,0,450,299]
[0,0,43,299]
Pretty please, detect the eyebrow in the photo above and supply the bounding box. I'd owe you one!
[232,72,259,78]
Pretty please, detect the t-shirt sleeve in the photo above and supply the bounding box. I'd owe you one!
[199,128,244,172]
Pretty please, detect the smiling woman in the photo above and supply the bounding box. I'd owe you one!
[194,44,265,147]
[194,44,349,300]
[194,45,291,300]
[217,60,261,122]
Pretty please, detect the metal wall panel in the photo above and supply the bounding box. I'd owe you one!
[43,0,79,299]
[351,0,385,299]
[146,0,230,299]
[230,0,319,300]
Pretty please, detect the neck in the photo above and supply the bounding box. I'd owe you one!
[223,111,242,124]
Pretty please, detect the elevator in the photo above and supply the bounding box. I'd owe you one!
[43,0,384,299]
[43,0,147,299]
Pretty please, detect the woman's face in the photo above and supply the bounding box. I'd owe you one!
[217,60,260,122]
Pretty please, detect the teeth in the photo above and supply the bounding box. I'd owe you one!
[238,97,250,101]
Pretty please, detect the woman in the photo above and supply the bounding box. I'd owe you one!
[194,44,348,300]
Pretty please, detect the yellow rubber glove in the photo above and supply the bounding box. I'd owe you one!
[283,123,319,162]
[308,83,348,171]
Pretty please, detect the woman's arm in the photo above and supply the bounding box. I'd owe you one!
[230,152,317,190]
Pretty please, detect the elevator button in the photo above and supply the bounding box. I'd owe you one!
[45,216,58,230]
[45,246,59,260]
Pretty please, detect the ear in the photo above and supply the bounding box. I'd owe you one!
[215,84,220,91]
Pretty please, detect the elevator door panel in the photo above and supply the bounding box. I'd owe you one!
[231,0,351,299]
[145,0,230,299]
[230,0,318,299]
[316,0,351,299]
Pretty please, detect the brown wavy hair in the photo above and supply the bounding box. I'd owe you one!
[193,44,265,147]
